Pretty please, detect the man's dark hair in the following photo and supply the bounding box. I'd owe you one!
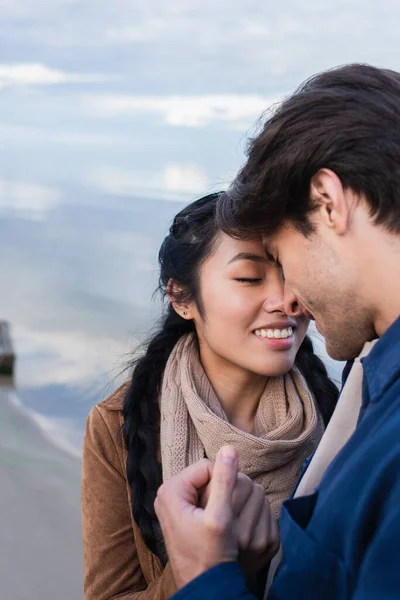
[217,63,400,237]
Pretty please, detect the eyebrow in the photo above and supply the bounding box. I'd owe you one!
[227,252,269,265]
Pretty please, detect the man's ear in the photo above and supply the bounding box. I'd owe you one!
[166,279,192,319]
[310,168,356,235]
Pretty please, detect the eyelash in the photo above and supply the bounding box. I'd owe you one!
[235,278,263,284]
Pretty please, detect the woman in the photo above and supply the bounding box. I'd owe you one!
[82,193,338,600]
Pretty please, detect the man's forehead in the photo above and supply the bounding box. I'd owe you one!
[262,223,297,250]
[262,233,279,251]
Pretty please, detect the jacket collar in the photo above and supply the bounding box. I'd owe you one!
[98,382,128,411]
[361,316,400,404]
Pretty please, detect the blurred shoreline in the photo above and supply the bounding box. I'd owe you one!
[9,390,84,459]
[0,377,83,599]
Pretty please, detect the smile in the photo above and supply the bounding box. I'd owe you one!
[254,327,294,339]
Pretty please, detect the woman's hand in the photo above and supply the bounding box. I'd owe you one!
[200,469,280,576]
[236,487,279,576]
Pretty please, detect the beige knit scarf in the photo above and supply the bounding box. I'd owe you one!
[160,334,324,517]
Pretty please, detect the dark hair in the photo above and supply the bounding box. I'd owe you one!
[123,193,221,558]
[123,193,338,560]
[218,63,400,238]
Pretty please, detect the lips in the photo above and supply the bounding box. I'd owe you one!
[253,322,296,351]
[252,320,297,341]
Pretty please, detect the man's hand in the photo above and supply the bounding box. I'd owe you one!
[155,446,280,589]
[155,446,239,589]
[200,466,280,576]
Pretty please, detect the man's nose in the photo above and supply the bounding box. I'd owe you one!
[283,287,303,318]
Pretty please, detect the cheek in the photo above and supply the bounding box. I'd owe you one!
[199,292,259,355]
[206,287,256,324]
[294,318,309,347]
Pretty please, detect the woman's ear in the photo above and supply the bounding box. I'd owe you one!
[166,279,192,319]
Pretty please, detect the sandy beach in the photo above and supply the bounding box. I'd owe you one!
[0,378,83,600]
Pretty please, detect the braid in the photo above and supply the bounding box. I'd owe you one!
[295,335,339,426]
[123,306,195,557]
[122,193,221,559]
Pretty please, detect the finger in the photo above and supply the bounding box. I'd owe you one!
[237,504,271,576]
[231,473,253,516]
[204,445,238,525]
[155,458,214,517]
[268,508,280,556]
[200,471,251,512]
[250,498,280,556]
[247,498,269,553]
[174,458,214,500]
[236,484,265,549]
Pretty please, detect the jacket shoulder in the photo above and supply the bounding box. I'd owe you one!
[97,381,130,412]
[84,384,130,478]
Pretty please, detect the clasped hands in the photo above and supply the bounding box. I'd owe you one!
[155,445,280,590]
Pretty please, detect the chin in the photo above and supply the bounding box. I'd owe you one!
[259,358,295,378]
[325,337,368,362]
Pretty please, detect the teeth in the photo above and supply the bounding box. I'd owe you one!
[254,327,294,339]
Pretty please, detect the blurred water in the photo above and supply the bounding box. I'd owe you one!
[0,189,189,454]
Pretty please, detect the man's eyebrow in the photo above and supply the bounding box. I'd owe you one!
[227,252,269,265]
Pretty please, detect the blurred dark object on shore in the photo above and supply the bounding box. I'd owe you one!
[0,322,15,376]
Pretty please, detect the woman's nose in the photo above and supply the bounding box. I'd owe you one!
[263,293,285,314]
[262,274,285,314]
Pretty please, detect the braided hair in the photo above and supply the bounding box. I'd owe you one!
[123,194,221,556]
[123,192,338,560]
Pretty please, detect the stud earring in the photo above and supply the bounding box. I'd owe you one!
[183,311,187,316]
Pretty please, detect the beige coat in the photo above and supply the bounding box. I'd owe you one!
[81,383,177,600]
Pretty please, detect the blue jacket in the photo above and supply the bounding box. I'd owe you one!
[172,317,400,600]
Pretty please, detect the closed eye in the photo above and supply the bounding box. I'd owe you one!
[235,278,263,284]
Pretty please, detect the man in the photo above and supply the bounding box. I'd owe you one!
[155,64,400,599]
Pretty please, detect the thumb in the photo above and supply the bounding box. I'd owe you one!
[204,446,238,523]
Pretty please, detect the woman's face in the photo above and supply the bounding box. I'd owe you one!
[189,233,309,377]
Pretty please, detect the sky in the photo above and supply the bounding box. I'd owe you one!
[1,0,400,204]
